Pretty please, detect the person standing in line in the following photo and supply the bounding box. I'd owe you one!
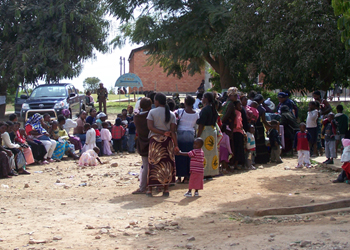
[322,113,337,164]
[294,123,312,168]
[132,97,152,194]
[97,83,108,114]
[335,105,349,157]
[306,101,319,157]
[268,120,283,163]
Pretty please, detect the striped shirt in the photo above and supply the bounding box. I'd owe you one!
[188,148,205,173]
[111,125,125,140]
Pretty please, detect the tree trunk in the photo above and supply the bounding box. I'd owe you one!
[219,66,235,90]
[0,83,8,119]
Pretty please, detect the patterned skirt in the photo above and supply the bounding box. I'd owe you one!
[148,135,176,187]
[52,141,69,160]
[201,126,219,177]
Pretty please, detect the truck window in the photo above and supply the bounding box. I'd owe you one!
[31,85,67,98]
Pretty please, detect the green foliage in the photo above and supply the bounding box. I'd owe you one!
[0,0,109,94]
[108,0,238,89]
[257,0,350,92]
[333,0,350,49]
[83,77,101,93]
[208,68,221,92]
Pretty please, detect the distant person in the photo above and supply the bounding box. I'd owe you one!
[335,105,349,156]
[197,80,205,94]
[9,114,18,122]
[97,83,108,114]
[322,113,337,164]
[193,93,203,109]
[306,101,319,157]
[332,139,350,183]
[86,91,94,108]
[268,120,282,163]
[313,90,332,118]
[294,123,311,168]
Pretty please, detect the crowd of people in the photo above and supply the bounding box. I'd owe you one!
[1,88,350,194]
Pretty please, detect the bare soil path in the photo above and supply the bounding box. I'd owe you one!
[0,154,349,250]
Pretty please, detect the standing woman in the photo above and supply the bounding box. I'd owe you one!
[74,111,87,145]
[197,92,219,177]
[175,96,199,183]
[147,93,178,197]
[253,94,270,164]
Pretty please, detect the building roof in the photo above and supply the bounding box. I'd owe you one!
[128,46,148,61]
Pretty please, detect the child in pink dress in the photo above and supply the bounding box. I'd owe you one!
[219,125,233,173]
[101,122,113,156]
[178,138,205,197]
[78,147,102,166]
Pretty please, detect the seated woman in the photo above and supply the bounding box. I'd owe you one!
[50,116,79,161]
[0,122,29,174]
[74,111,87,145]
[25,113,57,164]
[0,146,13,179]
[12,122,35,166]
[61,109,82,151]
[16,127,47,164]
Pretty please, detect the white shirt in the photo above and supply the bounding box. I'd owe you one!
[147,107,176,138]
[64,119,77,134]
[175,109,199,132]
[193,98,201,109]
[306,110,318,128]
[1,132,20,148]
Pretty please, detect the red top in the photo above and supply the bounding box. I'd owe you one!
[95,129,101,136]
[15,130,26,144]
[188,148,205,173]
[111,125,125,140]
[294,131,310,151]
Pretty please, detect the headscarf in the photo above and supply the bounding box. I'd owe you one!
[227,87,239,97]
[61,109,70,118]
[97,112,107,119]
[25,113,47,134]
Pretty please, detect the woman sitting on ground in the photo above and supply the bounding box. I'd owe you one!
[0,122,30,174]
[12,122,35,166]
[25,113,57,164]
[61,109,82,151]
[50,115,79,161]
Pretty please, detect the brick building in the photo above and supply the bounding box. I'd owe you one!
[128,47,209,93]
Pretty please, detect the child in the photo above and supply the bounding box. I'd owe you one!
[112,118,125,154]
[82,123,96,153]
[128,120,136,153]
[332,139,350,183]
[13,122,35,166]
[268,120,282,163]
[233,100,245,169]
[248,101,259,124]
[306,101,319,157]
[101,122,113,156]
[178,138,205,197]
[92,123,103,156]
[294,123,311,168]
[322,113,337,164]
[335,105,349,156]
[219,125,233,173]
[246,124,256,170]
[78,147,103,166]
[96,112,107,130]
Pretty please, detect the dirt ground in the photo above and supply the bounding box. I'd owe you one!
[0,154,350,250]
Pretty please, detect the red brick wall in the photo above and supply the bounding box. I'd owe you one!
[129,49,205,93]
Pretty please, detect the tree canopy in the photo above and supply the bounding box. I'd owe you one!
[83,77,101,93]
[0,0,109,95]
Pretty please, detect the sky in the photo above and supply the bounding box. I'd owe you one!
[57,17,140,92]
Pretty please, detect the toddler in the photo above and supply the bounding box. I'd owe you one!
[219,125,232,173]
[294,123,311,168]
[78,147,103,166]
[82,123,96,153]
[101,122,113,156]
[246,124,256,170]
[268,120,282,163]
[178,138,205,197]
[332,139,350,183]
[322,112,337,164]
[92,123,103,156]
[112,118,126,154]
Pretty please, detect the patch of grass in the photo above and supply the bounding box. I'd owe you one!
[91,94,143,102]
[6,104,14,112]
[106,101,136,114]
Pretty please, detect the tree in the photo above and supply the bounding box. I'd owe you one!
[83,77,101,93]
[107,0,237,89]
[332,0,350,49]
[256,0,350,92]
[0,0,109,96]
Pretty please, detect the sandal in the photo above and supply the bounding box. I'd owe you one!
[132,189,146,195]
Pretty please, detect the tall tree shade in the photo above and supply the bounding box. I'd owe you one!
[0,0,109,96]
[107,0,238,89]
[257,0,350,92]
